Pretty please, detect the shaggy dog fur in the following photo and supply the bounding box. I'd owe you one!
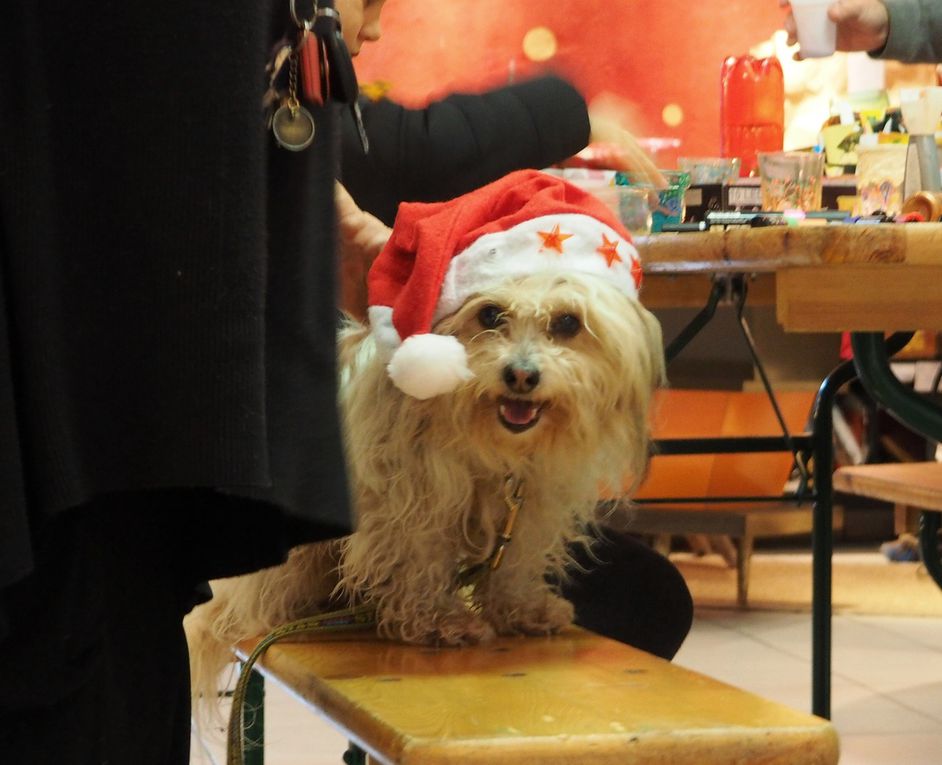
[185,270,665,711]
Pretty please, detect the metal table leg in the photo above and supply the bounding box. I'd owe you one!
[343,744,368,764]
[809,333,921,719]
[810,357,859,719]
[664,276,726,362]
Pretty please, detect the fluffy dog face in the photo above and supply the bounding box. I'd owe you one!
[432,271,665,471]
[334,269,665,643]
[186,270,668,658]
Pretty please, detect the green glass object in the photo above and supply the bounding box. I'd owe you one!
[616,170,690,232]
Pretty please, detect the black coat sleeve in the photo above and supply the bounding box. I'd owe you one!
[340,75,591,225]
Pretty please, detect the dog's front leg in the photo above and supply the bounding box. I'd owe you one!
[343,529,497,646]
[373,569,498,646]
[474,547,575,637]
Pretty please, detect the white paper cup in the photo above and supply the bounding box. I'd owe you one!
[791,0,837,58]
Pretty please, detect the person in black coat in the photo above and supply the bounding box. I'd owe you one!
[0,2,354,762]
[340,76,662,226]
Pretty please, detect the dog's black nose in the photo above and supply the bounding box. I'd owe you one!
[502,363,540,393]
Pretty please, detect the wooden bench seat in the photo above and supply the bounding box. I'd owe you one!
[236,627,839,765]
[833,461,942,593]
[833,461,942,511]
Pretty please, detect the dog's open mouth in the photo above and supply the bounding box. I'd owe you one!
[497,396,545,433]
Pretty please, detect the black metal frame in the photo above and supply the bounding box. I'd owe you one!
[243,667,265,765]
[648,272,815,510]
[241,667,370,765]
[654,281,942,721]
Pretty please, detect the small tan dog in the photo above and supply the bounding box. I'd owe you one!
[185,169,665,707]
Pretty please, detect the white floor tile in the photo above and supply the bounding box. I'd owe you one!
[839,732,942,765]
[831,688,939,735]
[677,608,942,763]
[884,680,942,724]
[846,613,942,652]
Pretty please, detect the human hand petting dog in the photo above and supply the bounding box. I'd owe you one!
[587,93,666,188]
[335,181,391,320]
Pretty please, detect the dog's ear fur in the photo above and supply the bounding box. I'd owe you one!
[636,301,667,390]
[337,314,371,370]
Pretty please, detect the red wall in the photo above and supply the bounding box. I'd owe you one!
[354,0,787,161]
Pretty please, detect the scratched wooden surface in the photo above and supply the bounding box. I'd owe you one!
[835,461,942,512]
[239,627,839,765]
[635,224,942,331]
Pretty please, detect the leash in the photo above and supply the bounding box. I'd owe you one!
[226,604,376,765]
[226,473,525,765]
[457,474,524,588]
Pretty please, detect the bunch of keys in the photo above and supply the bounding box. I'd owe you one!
[268,0,370,153]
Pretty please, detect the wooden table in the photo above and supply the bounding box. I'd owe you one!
[637,223,942,331]
[634,222,942,719]
[238,627,839,765]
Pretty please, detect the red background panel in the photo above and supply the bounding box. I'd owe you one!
[353,0,787,159]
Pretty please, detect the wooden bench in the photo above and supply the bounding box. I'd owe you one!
[834,461,942,587]
[833,461,942,512]
[236,627,839,764]
[606,389,842,607]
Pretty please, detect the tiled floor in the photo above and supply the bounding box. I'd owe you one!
[191,572,942,764]
[675,609,942,765]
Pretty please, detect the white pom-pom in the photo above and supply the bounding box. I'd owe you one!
[386,334,474,399]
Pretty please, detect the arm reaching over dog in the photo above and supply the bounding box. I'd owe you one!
[340,76,665,223]
[587,93,667,188]
[335,182,391,320]
[340,76,591,225]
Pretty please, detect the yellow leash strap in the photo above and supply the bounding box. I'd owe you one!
[226,604,376,765]
[227,475,524,763]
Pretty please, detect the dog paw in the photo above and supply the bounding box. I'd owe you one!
[383,610,497,646]
[431,613,498,646]
[487,593,575,637]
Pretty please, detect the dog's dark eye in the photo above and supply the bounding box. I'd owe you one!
[478,304,506,329]
[550,313,581,338]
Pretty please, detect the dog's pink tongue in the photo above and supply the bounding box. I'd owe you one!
[501,400,538,424]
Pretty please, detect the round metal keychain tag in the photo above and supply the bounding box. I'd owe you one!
[272,102,315,151]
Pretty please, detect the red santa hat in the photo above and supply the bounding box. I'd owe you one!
[367,168,643,399]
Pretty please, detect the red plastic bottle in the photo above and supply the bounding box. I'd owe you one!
[720,55,785,177]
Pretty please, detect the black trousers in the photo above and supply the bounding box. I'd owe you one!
[0,491,304,765]
[0,502,692,765]
[563,530,694,660]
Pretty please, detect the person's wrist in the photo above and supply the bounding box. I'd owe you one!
[869,0,893,55]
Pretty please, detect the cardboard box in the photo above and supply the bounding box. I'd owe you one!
[684,177,858,220]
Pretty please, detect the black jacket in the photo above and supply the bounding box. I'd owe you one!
[0,2,350,604]
[340,75,591,225]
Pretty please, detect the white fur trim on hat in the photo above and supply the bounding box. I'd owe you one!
[386,334,474,400]
[435,213,639,325]
[367,305,401,362]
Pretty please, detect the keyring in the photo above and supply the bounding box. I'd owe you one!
[316,7,341,22]
[289,0,317,30]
